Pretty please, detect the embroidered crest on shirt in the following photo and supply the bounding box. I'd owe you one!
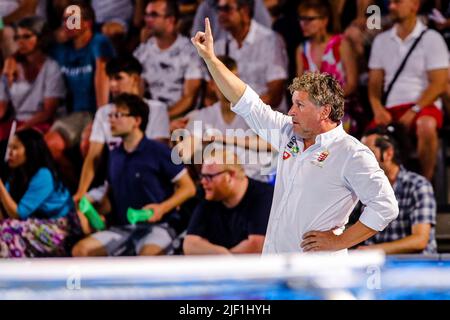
[283,136,300,160]
[311,150,330,167]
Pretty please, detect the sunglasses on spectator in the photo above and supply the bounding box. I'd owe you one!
[298,15,324,22]
[14,34,35,41]
[215,4,238,13]
[145,11,168,19]
[199,171,228,182]
[108,112,133,119]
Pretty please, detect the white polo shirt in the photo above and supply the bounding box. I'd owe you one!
[232,85,399,254]
[215,20,289,112]
[369,20,449,109]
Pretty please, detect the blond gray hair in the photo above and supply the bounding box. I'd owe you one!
[288,72,345,122]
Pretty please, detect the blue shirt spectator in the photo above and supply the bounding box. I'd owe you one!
[108,136,186,226]
[52,33,115,113]
[6,167,72,219]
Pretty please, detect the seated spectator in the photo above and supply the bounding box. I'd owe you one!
[368,0,448,180]
[74,55,170,202]
[134,0,203,119]
[356,127,437,254]
[0,16,65,140]
[45,1,115,186]
[0,129,81,257]
[191,0,272,41]
[183,149,273,255]
[0,0,40,57]
[173,55,276,183]
[213,0,288,111]
[296,0,360,135]
[72,94,196,257]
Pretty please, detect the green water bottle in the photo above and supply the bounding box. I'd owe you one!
[127,208,154,225]
[79,196,105,230]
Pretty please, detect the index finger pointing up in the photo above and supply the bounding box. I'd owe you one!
[205,17,212,37]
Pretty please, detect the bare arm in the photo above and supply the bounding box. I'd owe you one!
[416,69,447,108]
[191,18,246,105]
[360,223,431,254]
[183,235,231,255]
[368,68,385,111]
[133,0,146,28]
[74,142,104,201]
[0,179,19,219]
[146,172,196,222]
[301,221,378,252]
[295,45,304,77]
[19,98,58,129]
[340,38,358,97]
[368,68,392,125]
[95,58,110,108]
[230,235,265,254]
[168,79,202,119]
[260,79,286,108]
[3,0,38,25]
[0,101,9,119]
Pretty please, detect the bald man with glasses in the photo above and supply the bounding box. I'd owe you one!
[183,149,273,255]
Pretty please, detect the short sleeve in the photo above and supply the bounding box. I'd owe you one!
[156,142,186,182]
[43,60,66,99]
[89,106,108,143]
[92,34,115,60]
[368,35,384,70]
[17,168,54,219]
[186,201,209,237]
[185,46,203,80]
[424,31,449,71]
[411,179,437,226]
[265,33,288,82]
[146,101,170,139]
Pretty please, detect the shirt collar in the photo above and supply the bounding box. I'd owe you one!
[313,122,346,146]
[390,19,426,42]
[227,19,257,46]
[393,165,407,190]
[119,136,147,154]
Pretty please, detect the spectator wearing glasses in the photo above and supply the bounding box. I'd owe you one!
[0,16,65,141]
[356,126,437,255]
[296,0,360,136]
[183,149,273,255]
[72,93,196,257]
[134,0,203,119]
[212,0,289,111]
[191,0,272,41]
[74,55,170,203]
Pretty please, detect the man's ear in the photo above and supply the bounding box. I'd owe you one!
[384,146,395,163]
[135,116,142,129]
[321,104,332,121]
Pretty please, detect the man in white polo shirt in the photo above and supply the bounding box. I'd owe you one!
[191,18,399,254]
[368,0,448,180]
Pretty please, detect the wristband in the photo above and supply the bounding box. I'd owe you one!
[411,104,421,113]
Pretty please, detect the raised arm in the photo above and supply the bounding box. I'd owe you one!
[191,18,246,104]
